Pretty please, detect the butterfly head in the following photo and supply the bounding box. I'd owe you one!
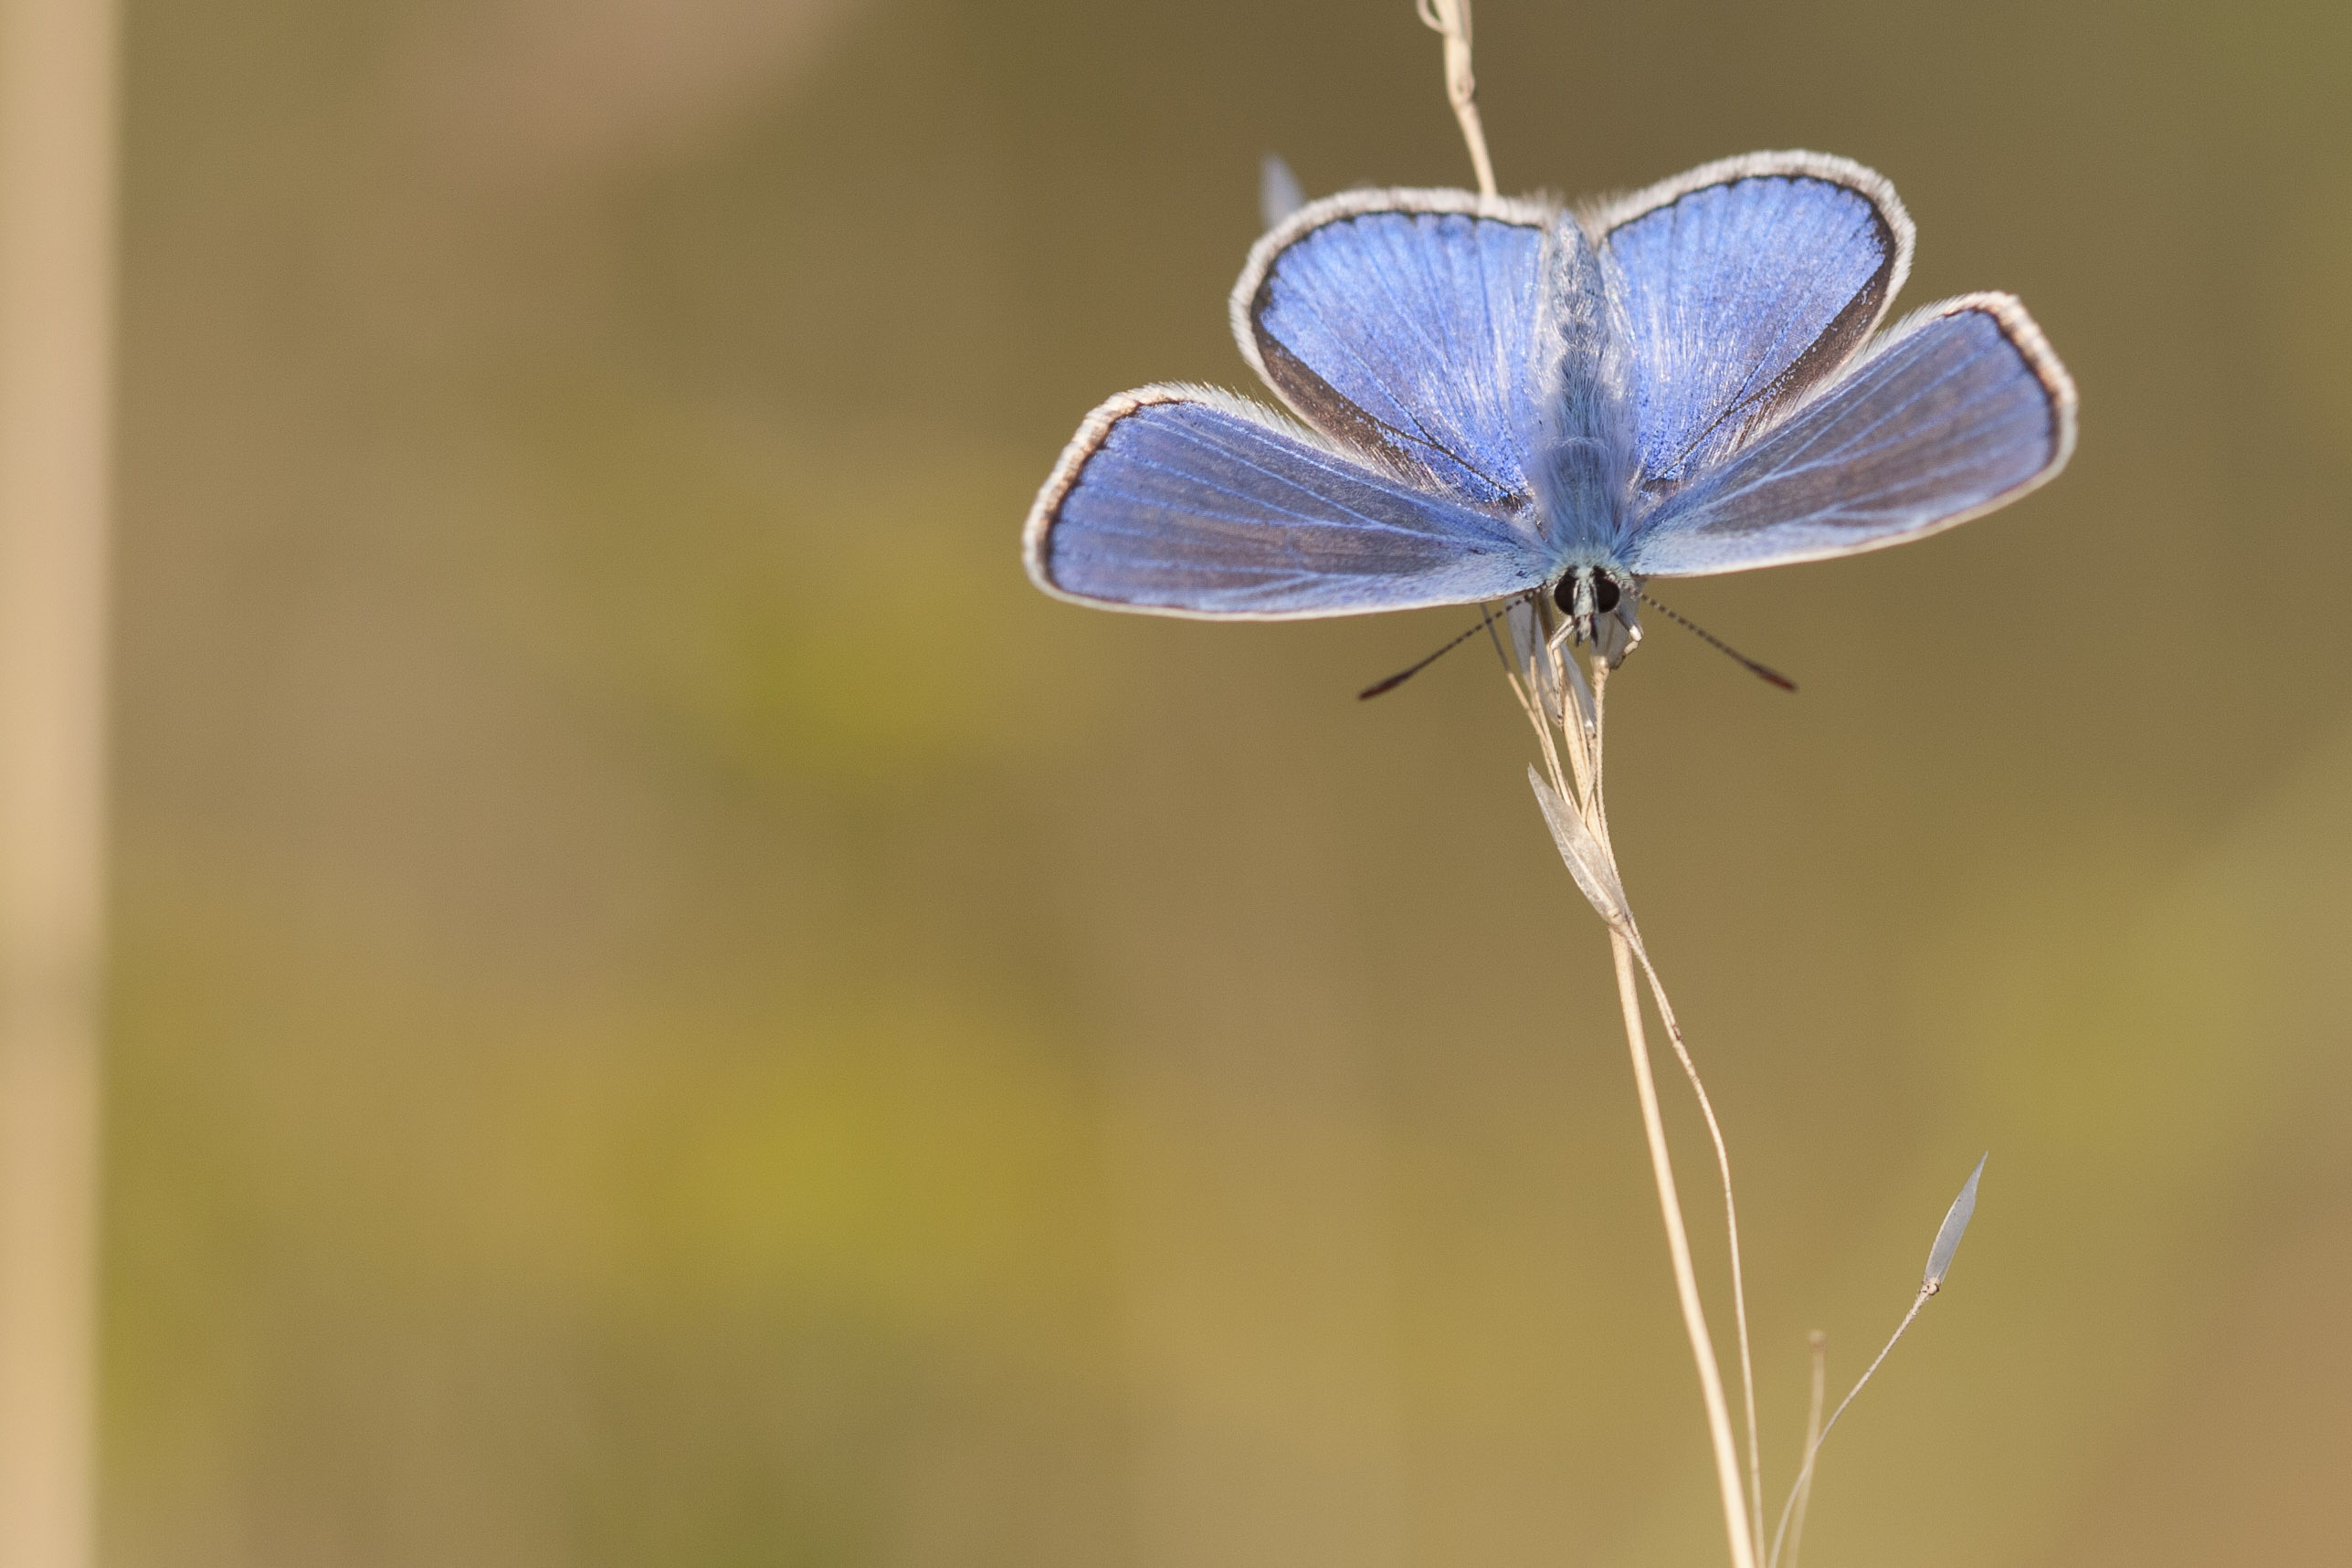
[1551,565,1643,668]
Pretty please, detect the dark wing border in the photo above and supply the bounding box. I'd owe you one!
[1022,381,1538,621]
[1227,185,1556,469]
[1584,151,1919,471]
[1630,290,2080,576]
[1579,148,1915,303]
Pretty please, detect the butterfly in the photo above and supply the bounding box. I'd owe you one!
[1021,152,2075,667]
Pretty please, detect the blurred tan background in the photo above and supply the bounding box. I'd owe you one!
[81,0,2352,1563]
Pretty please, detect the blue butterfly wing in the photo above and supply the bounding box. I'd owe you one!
[1623,295,2076,576]
[1233,190,1554,509]
[1593,153,1913,489]
[1024,385,1551,617]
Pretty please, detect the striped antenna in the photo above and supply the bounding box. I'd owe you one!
[1359,594,1535,699]
[1628,584,1798,692]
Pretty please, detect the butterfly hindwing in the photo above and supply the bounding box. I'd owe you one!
[1591,153,1914,489]
[1024,385,1550,618]
[1623,294,2077,576]
[1234,190,1555,509]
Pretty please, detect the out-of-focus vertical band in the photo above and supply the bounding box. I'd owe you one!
[0,0,118,1562]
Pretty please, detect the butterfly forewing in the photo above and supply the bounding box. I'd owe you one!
[1024,386,1552,618]
[1623,294,2076,576]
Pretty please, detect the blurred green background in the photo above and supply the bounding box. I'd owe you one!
[100,0,2352,1563]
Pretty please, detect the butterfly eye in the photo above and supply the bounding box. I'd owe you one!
[1592,574,1621,614]
[1551,575,1577,614]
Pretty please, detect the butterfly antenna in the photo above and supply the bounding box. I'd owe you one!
[1359,595,1536,700]
[1629,585,1798,692]
[1479,597,1517,671]
[1357,616,1494,699]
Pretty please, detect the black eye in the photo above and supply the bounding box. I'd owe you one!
[1592,574,1620,613]
[1552,576,1577,613]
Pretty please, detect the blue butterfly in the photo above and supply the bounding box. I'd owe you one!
[1022,152,2075,665]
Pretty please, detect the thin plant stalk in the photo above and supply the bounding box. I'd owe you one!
[1431,15,1988,1557]
[1588,671,1761,1553]
[1416,0,1497,196]
[1769,1158,1986,1567]
[1591,662,1757,1568]
[1505,602,1762,1568]
[1607,930,1756,1568]
[1632,943,1765,1559]
[1782,1331,1829,1568]
[1768,1285,1931,1567]
[1442,18,1758,1563]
